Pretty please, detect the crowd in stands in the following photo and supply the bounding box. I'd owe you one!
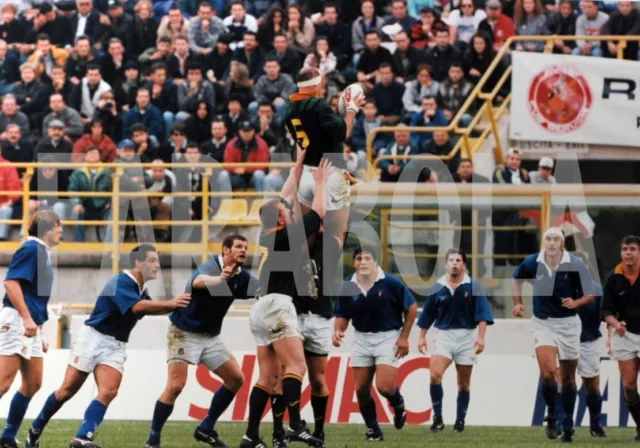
[0,0,633,243]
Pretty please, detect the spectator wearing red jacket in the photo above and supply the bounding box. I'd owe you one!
[0,155,20,240]
[478,0,516,52]
[72,119,118,163]
[220,120,269,191]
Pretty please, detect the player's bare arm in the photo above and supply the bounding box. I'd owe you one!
[604,315,626,336]
[418,327,428,354]
[192,266,237,289]
[279,143,307,212]
[333,317,349,347]
[132,294,191,315]
[512,279,524,317]
[396,303,417,358]
[4,279,37,336]
[344,93,365,139]
[562,294,595,310]
[475,321,488,354]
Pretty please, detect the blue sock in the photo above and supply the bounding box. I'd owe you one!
[587,391,602,429]
[381,388,404,409]
[430,383,444,418]
[541,381,558,420]
[358,396,380,433]
[76,400,107,439]
[148,400,174,443]
[556,391,564,425]
[198,385,236,433]
[456,391,470,422]
[32,392,65,431]
[1,392,31,440]
[561,386,577,431]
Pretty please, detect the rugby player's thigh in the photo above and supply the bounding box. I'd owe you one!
[611,332,640,362]
[167,324,205,365]
[250,294,300,346]
[371,330,400,368]
[0,308,35,359]
[578,340,601,378]
[201,336,234,371]
[452,330,477,366]
[299,314,331,356]
[326,168,351,211]
[555,316,581,361]
[296,168,316,208]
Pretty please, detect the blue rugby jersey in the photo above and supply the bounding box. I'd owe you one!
[417,274,494,330]
[3,237,54,326]
[578,281,603,343]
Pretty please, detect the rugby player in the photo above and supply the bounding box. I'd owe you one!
[146,234,258,448]
[240,147,328,448]
[25,244,191,448]
[512,227,594,443]
[602,235,640,442]
[417,249,494,434]
[333,245,417,442]
[0,211,61,448]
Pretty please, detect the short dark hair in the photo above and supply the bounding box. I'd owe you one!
[365,29,380,38]
[199,1,212,9]
[137,87,151,97]
[264,56,280,65]
[354,245,379,262]
[151,62,167,74]
[158,36,172,45]
[450,62,464,70]
[222,234,247,250]
[130,244,158,268]
[86,63,101,72]
[392,0,407,6]
[85,145,101,154]
[621,235,640,248]
[75,35,90,45]
[258,100,274,110]
[364,98,376,107]
[445,249,468,264]
[186,142,200,151]
[186,62,203,73]
[108,37,123,47]
[230,0,245,9]
[28,210,60,239]
[274,32,287,40]
[379,62,393,71]
[243,31,257,39]
[459,158,473,165]
[324,3,339,13]
[422,95,437,102]
[36,33,50,42]
[434,24,449,35]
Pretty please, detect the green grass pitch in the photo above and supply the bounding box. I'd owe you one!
[3,421,639,447]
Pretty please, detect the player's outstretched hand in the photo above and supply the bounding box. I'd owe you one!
[474,337,485,354]
[617,321,627,337]
[221,265,235,280]
[512,303,525,318]
[170,294,192,309]
[561,298,578,310]
[23,316,37,338]
[314,158,333,185]
[332,330,344,347]
[395,336,409,359]
[417,336,427,355]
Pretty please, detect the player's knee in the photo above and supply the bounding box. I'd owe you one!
[624,386,639,401]
[457,379,471,392]
[98,386,119,404]
[540,371,556,383]
[430,371,443,384]
[375,380,395,398]
[355,389,371,403]
[224,371,245,392]
[21,378,42,397]
[309,375,326,395]
[166,379,187,400]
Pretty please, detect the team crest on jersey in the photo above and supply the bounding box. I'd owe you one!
[1,325,9,333]
[74,356,79,363]
[21,346,27,355]
[178,348,184,355]
[378,291,382,297]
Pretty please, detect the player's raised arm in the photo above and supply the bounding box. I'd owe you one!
[278,143,307,217]
[132,294,191,315]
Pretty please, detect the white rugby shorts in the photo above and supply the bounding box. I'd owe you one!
[351,329,400,368]
[249,294,302,347]
[610,331,640,362]
[433,328,476,365]
[0,307,43,359]
[578,338,601,378]
[166,324,233,372]
[531,315,582,361]
[69,325,127,373]
[297,165,351,211]
[298,313,332,356]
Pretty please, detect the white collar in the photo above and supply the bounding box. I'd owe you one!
[350,266,385,295]
[436,273,471,294]
[124,269,146,295]
[27,236,49,250]
[218,255,241,275]
[536,250,571,275]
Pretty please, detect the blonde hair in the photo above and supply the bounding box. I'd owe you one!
[231,61,252,87]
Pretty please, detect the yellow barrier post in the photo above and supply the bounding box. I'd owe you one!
[111,167,122,275]
[471,209,479,277]
[21,167,34,237]
[201,168,212,264]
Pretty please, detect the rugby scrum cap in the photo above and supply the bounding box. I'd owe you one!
[543,227,565,242]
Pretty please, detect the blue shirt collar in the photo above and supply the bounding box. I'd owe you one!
[350,267,385,295]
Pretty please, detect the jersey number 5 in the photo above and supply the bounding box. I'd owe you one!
[291,119,309,150]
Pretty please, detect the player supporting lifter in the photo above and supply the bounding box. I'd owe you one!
[602,235,640,443]
[512,227,594,443]
[333,245,417,442]
[240,147,328,448]
[146,234,258,448]
[0,211,61,448]
[417,249,494,434]
[25,245,191,448]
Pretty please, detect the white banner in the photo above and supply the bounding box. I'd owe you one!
[510,51,640,146]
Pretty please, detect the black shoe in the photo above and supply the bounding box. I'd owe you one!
[365,428,384,441]
[453,420,465,433]
[26,428,42,448]
[239,436,268,448]
[430,415,445,433]
[0,439,18,448]
[70,437,101,448]
[544,417,558,440]
[145,443,161,448]
[561,430,573,443]
[285,422,324,447]
[272,430,288,448]
[590,426,606,438]
[393,404,406,430]
[194,428,228,448]
[311,431,325,447]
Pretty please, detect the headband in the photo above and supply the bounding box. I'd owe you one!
[297,76,322,88]
[543,227,565,241]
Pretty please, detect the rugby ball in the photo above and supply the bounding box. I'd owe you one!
[338,83,364,116]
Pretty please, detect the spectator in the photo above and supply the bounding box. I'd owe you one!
[392,32,419,84]
[69,146,112,242]
[493,148,530,185]
[26,4,70,49]
[26,33,68,84]
[514,0,548,53]
[448,0,487,52]
[0,40,18,95]
[0,153,20,240]
[357,30,394,90]
[45,66,74,106]
[221,120,269,191]
[131,0,158,56]
[285,4,315,54]
[424,25,461,83]
[269,33,302,78]
[408,0,437,20]
[602,1,640,60]
[146,63,178,140]
[409,95,448,149]
[383,0,418,38]
[464,31,506,92]
[138,36,173,76]
[123,88,163,141]
[226,63,255,109]
[200,118,229,161]
[92,90,123,141]
[172,143,207,236]
[529,156,556,184]
[252,101,284,148]
[439,62,473,127]
[130,123,159,162]
[184,101,213,144]
[117,61,144,110]
[0,95,29,138]
[352,0,385,60]
[28,158,70,222]
[378,126,434,183]
[264,130,296,192]
[411,6,446,50]
[546,0,577,55]
[166,34,202,83]
[453,158,490,183]
[159,122,189,162]
[303,36,339,97]
[13,64,47,124]
[188,1,228,56]
[224,0,259,52]
[70,64,113,122]
[35,120,74,159]
[67,0,106,48]
[573,0,608,57]
[1,124,35,175]
[42,93,84,140]
[144,159,173,242]
[176,62,216,121]
[422,130,459,174]
[250,58,296,118]
[257,6,285,51]
[224,95,250,138]
[478,0,516,51]
[72,118,117,162]
[402,65,440,117]
[204,33,233,84]
[233,31,265,82]
[0,5,26,47]
[156,4,189,45]
[372,63,405,126]
[343,138,359,177]
[101,37,129,86]
[351,98,387,157]
[64,35,97,84]
[100,0,135,49]
[315,3,352,70]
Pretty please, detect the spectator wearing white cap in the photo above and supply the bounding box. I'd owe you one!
[530,157,556,184]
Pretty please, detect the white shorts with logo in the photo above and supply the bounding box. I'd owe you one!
[166,324,233,371]
[531,315,582,361]
[351,329,400,368]
[298,313,331,356]
[610,331,640,362]
[0,307,43,359]
[249,294,302,347]
[297,165,351,211]
[69,325,127,374]
[578,339,601,378]
[433,329,476,366]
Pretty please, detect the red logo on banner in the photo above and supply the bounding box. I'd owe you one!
[528,64,592,134]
